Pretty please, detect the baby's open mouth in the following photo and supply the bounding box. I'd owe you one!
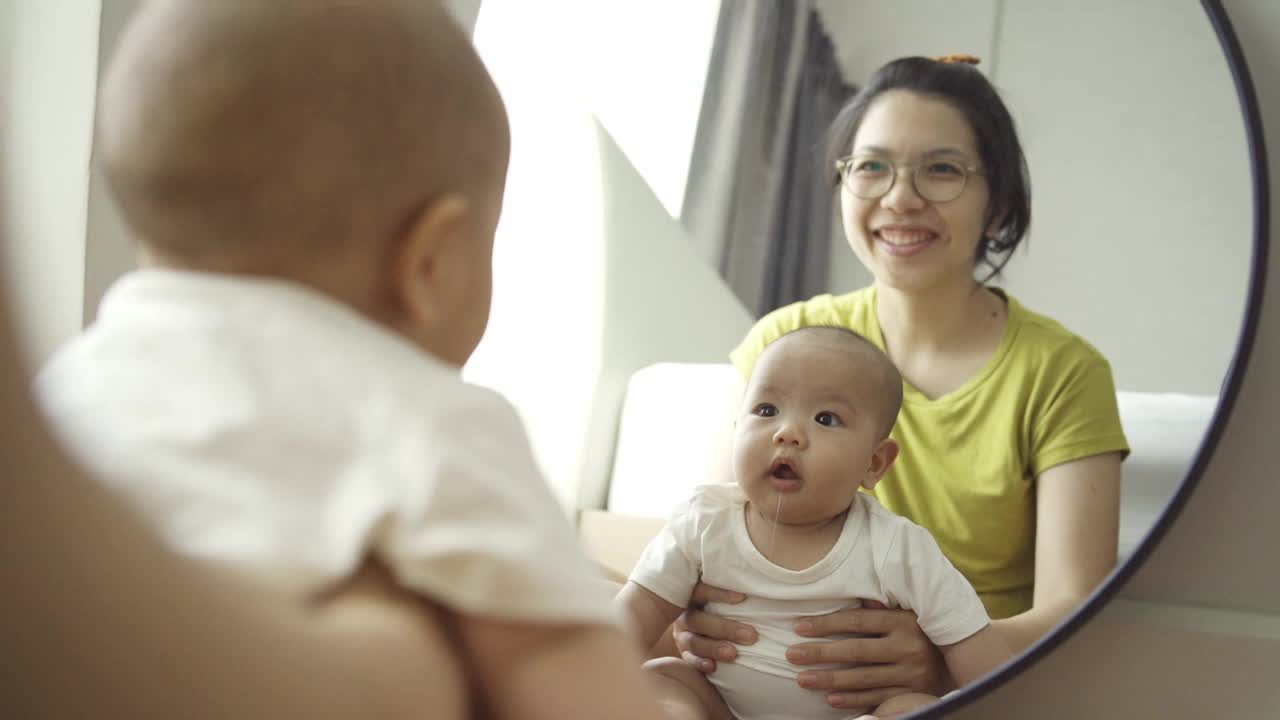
[770,461,799,479]
[768,460,803,493]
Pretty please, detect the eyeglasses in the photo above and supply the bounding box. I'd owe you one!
[834,154,984,203]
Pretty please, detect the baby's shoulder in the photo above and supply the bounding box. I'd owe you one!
[859,494,942,560]
[686,483,746,511]
[860,493,915,532]
[663,484,744,532]
[380,366,523,438]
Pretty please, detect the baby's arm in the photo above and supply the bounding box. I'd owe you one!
[937,624,1013,687]
[454,612,664,720]
[615,580,686,651]
[882,521,1013,690]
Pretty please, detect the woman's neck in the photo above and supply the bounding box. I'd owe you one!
[875,277,1001,355]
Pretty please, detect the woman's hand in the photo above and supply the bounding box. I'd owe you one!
[787,600,950,711]
[670,580,757,672]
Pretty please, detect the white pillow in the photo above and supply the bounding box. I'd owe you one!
[1115,390,1218,556]
[605,363,742,517]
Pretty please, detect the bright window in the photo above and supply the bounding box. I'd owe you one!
[474,0,720,218]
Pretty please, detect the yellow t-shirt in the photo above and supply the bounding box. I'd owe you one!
[728,286,1129,619]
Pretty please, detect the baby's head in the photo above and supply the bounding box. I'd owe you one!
[98,0,509,366]
[733,326,903,527]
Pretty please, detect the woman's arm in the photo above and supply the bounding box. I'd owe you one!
[990,452,1122,651]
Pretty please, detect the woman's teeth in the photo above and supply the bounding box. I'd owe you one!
[877,230,934,245]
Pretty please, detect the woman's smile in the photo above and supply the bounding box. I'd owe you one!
[874,224,939,256]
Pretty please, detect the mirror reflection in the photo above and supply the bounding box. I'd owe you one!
[467,0,1252,715]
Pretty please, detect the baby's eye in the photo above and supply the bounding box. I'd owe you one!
[815,411,843,427]
[753,403,778,418]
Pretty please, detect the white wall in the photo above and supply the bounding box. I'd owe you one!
[994,0,1249,397]
[815,0,1000,81]
[814,0,1250,396]
[82,0,141,325]
[443,0,483,34]
[0,0,101,370]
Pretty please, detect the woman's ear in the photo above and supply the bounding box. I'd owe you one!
[985,209,1008,239]
[389,193,471,332]
[860,437,901,491]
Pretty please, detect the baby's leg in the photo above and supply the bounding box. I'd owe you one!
[864,691,939,719]
[643,657,734,720]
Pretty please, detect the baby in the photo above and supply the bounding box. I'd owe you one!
[35,1,661,719]
[615,326,1012,720]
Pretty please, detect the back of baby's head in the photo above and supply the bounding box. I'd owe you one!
[99,0,508,274]
[769,326,904,438]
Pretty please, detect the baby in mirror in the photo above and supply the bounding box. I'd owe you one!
[615,326,1012,720]
[33,1,663,718]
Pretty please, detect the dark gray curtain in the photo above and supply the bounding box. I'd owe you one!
[680,0,855,317]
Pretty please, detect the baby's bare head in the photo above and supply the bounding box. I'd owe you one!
[99,0,509,276]
[757,326,904,439]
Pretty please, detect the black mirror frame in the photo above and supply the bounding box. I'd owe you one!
[919,0,1270,716]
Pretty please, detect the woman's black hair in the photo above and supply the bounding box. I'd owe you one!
[826,56,1032,281]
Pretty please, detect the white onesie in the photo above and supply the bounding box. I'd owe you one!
[629,484,990,720]
[36,269,613,626]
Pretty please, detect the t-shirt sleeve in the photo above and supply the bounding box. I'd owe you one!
[1030,349,1131,477]
[376,384,615,626]
[879,521,991,647]
[626,500,701,609]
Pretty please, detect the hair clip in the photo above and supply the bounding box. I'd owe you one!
[933,54,981,66]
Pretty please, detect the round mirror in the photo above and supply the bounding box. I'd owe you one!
[470,0,1266,716]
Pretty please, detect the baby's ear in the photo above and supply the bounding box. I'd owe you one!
[390,193,471,327]
[860,437,900,491]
